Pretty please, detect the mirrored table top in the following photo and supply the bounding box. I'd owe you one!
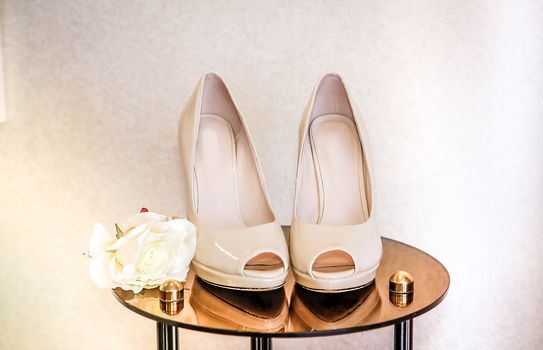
[113,233,449,338]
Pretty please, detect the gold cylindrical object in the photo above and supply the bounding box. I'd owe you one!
[389,271,414,307]
[159,280,184,315]
[159,280,184,302]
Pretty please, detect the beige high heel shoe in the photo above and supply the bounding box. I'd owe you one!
[290,73,382,292]
[179,73,289,290]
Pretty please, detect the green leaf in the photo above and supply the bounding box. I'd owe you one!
[115,223,124,239]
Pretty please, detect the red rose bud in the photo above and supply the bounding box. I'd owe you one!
[140,207,149,213]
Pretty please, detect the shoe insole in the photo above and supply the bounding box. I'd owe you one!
[194,114,282,274]
[308,114,369,276]
[195,114,245,228]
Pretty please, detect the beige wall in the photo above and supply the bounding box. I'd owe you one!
[0,18,4,123]
[1,1,542,349]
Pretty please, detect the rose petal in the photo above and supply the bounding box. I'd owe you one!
[109,257,124,282]
[168,219,197,236]
[169,220,197,264]
[135,241,170,278]
[114,227,150,265]
[149,221,169,233]
[89,252,115,289]
[119,283,143,293]
[167,267,190,282]
[122,212,166,231]
[107,224,148,251]
[89,223,116,257]
[132,285,143,293]
[170,220,197,268]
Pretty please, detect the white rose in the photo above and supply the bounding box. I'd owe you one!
[89,212,197,293]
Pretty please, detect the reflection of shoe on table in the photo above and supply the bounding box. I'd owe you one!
[289,282,380,331]
[190,277,289,332]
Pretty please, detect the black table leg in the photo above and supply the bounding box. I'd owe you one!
[394,319,413,350]
[157,322,179,350]
[250,336,272,350]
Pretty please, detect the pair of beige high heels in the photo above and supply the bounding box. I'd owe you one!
[179,73,382,292]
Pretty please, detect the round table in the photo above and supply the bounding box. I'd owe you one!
[113,234,449,350]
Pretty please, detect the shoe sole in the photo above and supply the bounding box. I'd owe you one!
[291,262,379,293]
[192,260,288,291]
